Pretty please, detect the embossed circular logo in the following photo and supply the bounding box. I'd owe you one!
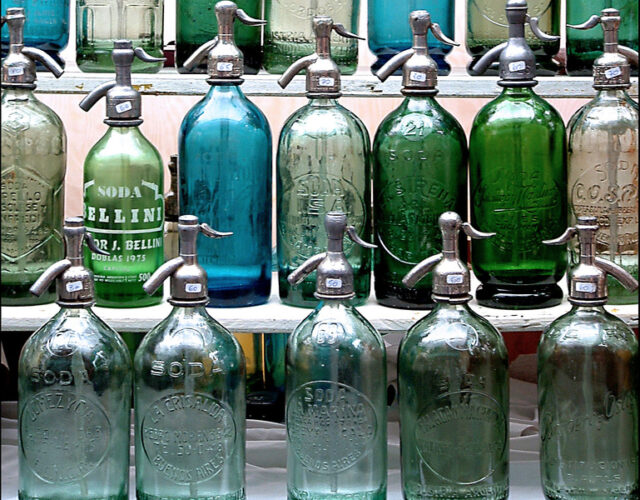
[141,392,236,484]
[415,391,507,484]
[46,328,80,357]
[20,390,110,483]
[287,381,377,474]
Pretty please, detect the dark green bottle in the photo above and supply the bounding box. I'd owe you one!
[468,0,567,309]
[373,10,466,309]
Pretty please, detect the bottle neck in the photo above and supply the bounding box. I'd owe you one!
[2,86,35,100]
[594,88,629,101]
[308,97,339,107]
[500,86,537,98]
[403,95,439,110]
[570,304,607,315]
[169,305,211,319]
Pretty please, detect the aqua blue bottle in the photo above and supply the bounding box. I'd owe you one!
[179,1,271,307]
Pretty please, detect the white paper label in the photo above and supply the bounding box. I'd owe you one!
[66,281,83,292]
[318,77,335,87]
[217,62,234,72]
[8,66,24,76]
[446,274,464,284]
[185,283,202,293]
[605,67,622,79]
[115,102,133,113]
[409,71,427,82]
[508,61,526,72]
[575,282,597,293]
[326,278,342,288]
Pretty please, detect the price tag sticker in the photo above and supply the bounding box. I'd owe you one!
[409,71,427,82]
[326,278,342,288]
[605,67,622,79]
[66,281,83,293]
[508,61,526,72]
[115,102,133,113]
[185,283,202,293]
[575,282,596,293]
[446,274,464,284]
[217,62,234,72]
[8,66,24,76]
[318,77,335,87]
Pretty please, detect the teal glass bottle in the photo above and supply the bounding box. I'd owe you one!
[277,17,371,308]
[286,212,386,500]
[135,215,246,500]
[468,0,567,309]
[80,41,166,307]
[538,217,639,499]
[1,8,65,306]
[178,2,271,307]
[373,11,466,309]
[399,212,509,499]
[18,217,132,500]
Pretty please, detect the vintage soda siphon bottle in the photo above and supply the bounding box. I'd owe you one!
[1,7,66,306]
[367,0,455,74]
[399,212,509,500]
[135,215,246,500]
[566,9,639,305]
[373,11,466,309]
[285,212,386,500]
[164,154,179,262]
[179,1,271,307]
[468,0,567,309]
[538,216,639,499]
[80,40,166,308]
[19,217,132,500]
[277,17,371,308]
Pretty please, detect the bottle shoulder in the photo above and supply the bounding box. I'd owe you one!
[1,93,66,134]
[281,101,370,140]
[85,127,163,170]
[568,96,639,136]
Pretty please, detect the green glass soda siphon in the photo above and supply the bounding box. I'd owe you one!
[1,8,66,306]
[135,215,246,500]
[19,217,132,500]
[286,212,386,500]
[468,0,567,309]
[399,212,509,500]
[538,216,639,499]
[80,41,166,308]
[277,17,371,308]
[164,154,179,262]
[567,9,639,305]
[373,10,466,309]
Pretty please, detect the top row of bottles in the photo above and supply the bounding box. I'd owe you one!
[1,0,638,75]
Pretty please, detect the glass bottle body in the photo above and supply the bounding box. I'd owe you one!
[134,306,246,500]
[568,90,638,305]
[18,307,132,500]
[566,0,638,76]
[398,302,509,499]
[1,88,66,305]
[373,96,467,309]
[263,0,360,75]
[277,99,372,308]
[286,301,387,500]
[175,0,261,74]
[76,0,164,73]
[179,85,272,307]
[466,0,560,76]
[367,0,454,74]
[83,125,164,307]
[538,306,639,499]
[469,87,567,309]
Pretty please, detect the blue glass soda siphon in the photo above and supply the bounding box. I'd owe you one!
[538,216,639,499]
[135,215,246,500]
[277,17,372,308]
[399,212,509,500]
[286,212,386,500]
[179,0,271,307]
[19,217,132,500]
[373,10,466,309]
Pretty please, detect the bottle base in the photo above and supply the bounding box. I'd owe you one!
[94,290,163,308]
[288,486,386,500]
[136,489,245,500]
[1,282,55,306]
[374,285,436,310]
[475,283,562,309]
[542,482,639,500]
[206,277,271,308]
[19,493,126,500]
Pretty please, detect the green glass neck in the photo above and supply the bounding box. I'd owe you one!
[500,86,537,99]
[402,95,439,111]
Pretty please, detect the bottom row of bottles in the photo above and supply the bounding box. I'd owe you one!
[17,212,638,500]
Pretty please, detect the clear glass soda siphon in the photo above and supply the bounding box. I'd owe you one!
[285,212,386,500]
[373,11,466,309]
[164,154,179,262]
[277,17,372,308]
[80,40,166,308]
[566,9,639,305]
[179,1,272,307]
[135,215,246,500]
[18,217,132,500]
[538,216,639,499]
[1,7,66,306]
[468,0,567,309]
[399,212,509,500]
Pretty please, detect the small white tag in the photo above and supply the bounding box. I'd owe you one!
[605,67,622,79]
[326,278,342,288]
[185,283,202,293]
[508,60,526,72]
[409,71,427,82]
[217,62,233,72]
[446,274,464,284]
[8,66,24,76]
[575,282,596,293]
[66,281,83,292]
[318,77,335,87]
[115,101,132,113]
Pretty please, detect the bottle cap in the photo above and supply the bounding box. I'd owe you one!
[183,0,265,83]
[143,215,232,306]
[403,212,494,303]
[78,40,165,126]
[278,16,363,98]
[544,216,638,305]
[165,155,179,223]
[376,10,458,95]
[1,8,64,88]
[30,217,108,307]
[287,212,376,300]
